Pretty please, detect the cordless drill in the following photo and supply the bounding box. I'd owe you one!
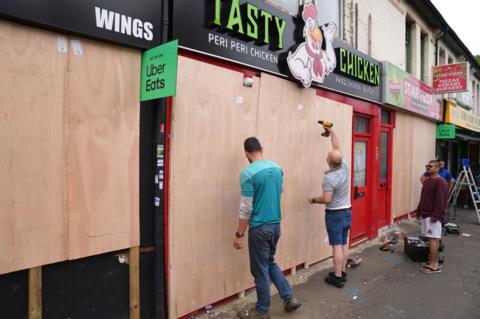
[317,120,333,137]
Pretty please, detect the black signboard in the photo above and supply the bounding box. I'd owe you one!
[0,0,162,49]
[172,0,382,103]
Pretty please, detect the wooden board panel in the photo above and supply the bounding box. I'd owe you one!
[168,61,352,318]
[391,112,436,218]
[168,57,259,319]
[0,20,68,274]
[256,74,352,267]
[67,39,140,259]
[410,116,437,210]
[391,112,413,218]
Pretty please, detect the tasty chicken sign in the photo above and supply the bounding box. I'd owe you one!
[172,0,383,103]
[287,3,336,87]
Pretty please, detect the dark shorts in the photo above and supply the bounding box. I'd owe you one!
[325,208,352,245]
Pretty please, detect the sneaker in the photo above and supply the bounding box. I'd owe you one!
[421,262,443,269]
[329,271,347,283]
[284,296,302,312]
[325,273,345,288]
[419,266,442,274]
[238,309,270,319]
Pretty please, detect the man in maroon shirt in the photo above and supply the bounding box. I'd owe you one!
[417,160,449,274]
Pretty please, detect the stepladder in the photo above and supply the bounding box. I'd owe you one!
[448,159,480,223]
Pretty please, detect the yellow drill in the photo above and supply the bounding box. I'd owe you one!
[317,120,333,137]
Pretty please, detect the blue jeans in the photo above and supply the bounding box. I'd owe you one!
[248,223,293,314]
[325,209,352,245]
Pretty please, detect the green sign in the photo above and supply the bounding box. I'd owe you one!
[436,124,456,139]
[337,48,380,86]
[140,40,178,102]
[211,0,287,49]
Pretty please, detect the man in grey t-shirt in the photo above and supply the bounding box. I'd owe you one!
[308,127,352,288]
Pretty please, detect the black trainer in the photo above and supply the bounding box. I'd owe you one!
[328,271,347,283]
[325,272,345,288]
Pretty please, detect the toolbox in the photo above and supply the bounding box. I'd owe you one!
[404,236,444,262]
[404,236,430,262]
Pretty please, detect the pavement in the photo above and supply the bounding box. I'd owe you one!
[196,209,480,319]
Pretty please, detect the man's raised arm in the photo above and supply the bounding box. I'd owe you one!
[327,127,341,153]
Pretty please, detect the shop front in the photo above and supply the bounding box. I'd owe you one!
[0,1,166,318]
[383,62,442,221]
[443,99,480,178]
[168,1,385,317]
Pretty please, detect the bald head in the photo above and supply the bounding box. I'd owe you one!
[327,150,343,168]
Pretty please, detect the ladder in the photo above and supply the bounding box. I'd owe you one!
[448,159,480,223]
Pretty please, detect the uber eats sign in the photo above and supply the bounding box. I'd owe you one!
[140,40,178,101]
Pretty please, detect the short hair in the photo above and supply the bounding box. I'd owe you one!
[244,137,262,153]
[429,159,440,167]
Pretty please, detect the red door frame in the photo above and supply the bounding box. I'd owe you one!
[351,131,372,244]
[316,89,381,241]
[378,109,396,228]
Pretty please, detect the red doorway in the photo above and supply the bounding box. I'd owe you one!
[316,89,383,244]
[351,114,373,243]
[377,109,394,228]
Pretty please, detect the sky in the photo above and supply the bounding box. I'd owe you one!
[431,0,480,55]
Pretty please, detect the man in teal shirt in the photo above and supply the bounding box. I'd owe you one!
[233,137,301,319]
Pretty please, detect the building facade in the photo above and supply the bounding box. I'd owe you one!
[1,1,480,319]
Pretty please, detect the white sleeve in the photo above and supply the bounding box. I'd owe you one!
[239,196,253,220]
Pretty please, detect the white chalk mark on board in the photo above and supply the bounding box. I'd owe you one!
[235,96,244,105]
[71,39,83,55]
[57,36,68,53]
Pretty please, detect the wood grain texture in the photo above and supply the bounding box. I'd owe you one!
[391,112,436,218]
[168,56,258,319]
[256,74,352,267]
[410,116,436,211]
[28,267,42,319]
[67,39,140,259]
[129,246,140,319]
[0,20,68,274]
[168,59,352,318]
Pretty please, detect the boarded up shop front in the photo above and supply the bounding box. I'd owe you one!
[169,1,384,317]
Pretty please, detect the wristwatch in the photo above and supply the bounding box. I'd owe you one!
[235,231,244,238]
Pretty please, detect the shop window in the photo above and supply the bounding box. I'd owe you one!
[354,116,370,133]
[405,18,413,74]
[420,32,427,82]
[439,49,446,65]
[266,0,343,37]
[316,0,342,37]
[354,141,367,186]
[266,0,299,15]
[380,132,389,180]
[381,110,391,124]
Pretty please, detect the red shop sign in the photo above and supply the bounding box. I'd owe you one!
[432,62,469,94]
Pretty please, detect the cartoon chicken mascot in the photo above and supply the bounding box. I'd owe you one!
[287,2,337,87]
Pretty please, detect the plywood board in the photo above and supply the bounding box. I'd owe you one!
[391,112,413,217]
[67,39,140,259]
[0,20,68,274]
[256,74,352,267]
[391,112,436,218]
[168,60,353,318]
[168,57,259,319]
[410,116,437,211]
